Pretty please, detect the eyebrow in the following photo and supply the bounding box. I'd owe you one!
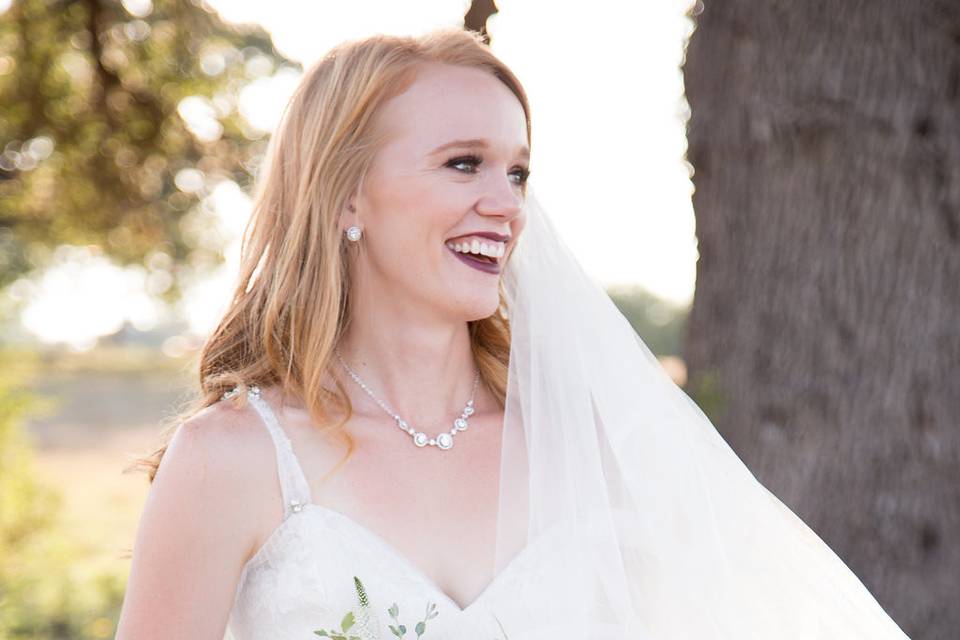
[429,138,530,161]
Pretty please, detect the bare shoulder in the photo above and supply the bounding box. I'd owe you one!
[174,393,275,470]
[163,395,277,502]
[115,393,281,639]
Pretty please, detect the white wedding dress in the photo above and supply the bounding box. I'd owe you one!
[223,385,573,640]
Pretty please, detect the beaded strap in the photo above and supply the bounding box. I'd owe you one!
[231,385,313,518]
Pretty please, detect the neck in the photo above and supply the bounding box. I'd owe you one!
[335,311,480,430]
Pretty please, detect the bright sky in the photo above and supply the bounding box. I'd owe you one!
[12,0,698,349]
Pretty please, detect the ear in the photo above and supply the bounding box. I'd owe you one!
[339,201,357,233]
[339,181,365,232]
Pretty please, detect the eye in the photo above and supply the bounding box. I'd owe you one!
[512,166,531,186]
[446,154,482,173]
[446,154,531,187]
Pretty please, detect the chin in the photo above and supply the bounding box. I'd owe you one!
[449,289,502,322]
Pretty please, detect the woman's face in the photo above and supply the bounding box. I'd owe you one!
[346,62,529,321]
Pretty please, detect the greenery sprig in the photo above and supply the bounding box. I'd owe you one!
[387,600,438,639]
[312,575,509,639]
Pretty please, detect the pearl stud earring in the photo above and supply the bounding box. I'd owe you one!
[346,226,362,242]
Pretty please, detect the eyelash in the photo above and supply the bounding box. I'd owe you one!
[446,154,531,186]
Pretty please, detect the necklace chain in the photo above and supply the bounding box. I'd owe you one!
[333,346,480,451]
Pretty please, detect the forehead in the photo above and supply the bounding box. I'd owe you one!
[374,62,529,157]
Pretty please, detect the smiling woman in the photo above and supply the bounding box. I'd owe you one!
[117,24,913,640]
[117,26,533,640]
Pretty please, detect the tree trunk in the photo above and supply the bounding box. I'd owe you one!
[682,2,960,637]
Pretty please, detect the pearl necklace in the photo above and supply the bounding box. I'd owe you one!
[333,346,480,451]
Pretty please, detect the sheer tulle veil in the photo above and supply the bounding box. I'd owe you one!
[489,186,911,638]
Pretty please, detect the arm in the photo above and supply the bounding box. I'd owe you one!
[115,406,273,640]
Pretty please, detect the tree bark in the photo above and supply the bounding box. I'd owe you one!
[683,1,960,637]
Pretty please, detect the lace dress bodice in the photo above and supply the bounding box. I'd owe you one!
[222,385,551,640]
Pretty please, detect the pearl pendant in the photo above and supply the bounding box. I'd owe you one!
[436,433,454,449]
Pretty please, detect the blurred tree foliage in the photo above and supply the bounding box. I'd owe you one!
[0,0,298,300]
[606,284,688,357]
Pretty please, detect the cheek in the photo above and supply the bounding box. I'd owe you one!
[511,215,527,245]
[379,218,449,277]
[513,214,527,234]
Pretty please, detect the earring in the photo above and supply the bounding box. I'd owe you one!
[345,226,362,242]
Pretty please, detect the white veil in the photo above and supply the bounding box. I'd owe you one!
[488,187,912,638]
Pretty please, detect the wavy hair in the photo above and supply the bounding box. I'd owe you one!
[129,27,532,485]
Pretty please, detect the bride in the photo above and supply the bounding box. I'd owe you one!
[116,27,912,640]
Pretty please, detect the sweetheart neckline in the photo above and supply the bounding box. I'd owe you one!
[238,388,539,615]
[240,500,537,615]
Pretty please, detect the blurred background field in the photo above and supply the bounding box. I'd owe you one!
[1,345,193,639]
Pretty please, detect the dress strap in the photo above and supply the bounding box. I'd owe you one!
[228,385,313,518]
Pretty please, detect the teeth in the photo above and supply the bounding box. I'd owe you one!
[446,239,506,259]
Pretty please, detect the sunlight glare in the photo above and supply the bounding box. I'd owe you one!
[20,247,166,350]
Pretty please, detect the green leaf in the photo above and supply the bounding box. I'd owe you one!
[415,621,425,636]
[340,611,355,631]
[389,603,399,619]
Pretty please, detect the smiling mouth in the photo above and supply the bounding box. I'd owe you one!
[447,246,502,273]
[462,252,496,263]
